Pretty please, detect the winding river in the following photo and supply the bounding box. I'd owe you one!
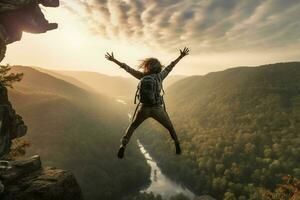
[138,141,195,199]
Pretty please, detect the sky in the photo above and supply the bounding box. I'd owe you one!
[3,0,300,76]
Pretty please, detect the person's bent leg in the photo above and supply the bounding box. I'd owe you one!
[121,107,149,146]
[151,106,181,154]
[118,106,149,158]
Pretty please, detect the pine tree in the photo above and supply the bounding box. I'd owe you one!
[0,64,23,88]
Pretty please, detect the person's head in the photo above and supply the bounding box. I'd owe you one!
[139,58,163,75]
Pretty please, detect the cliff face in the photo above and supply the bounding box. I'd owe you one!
[0,155,83,200]
[0,84,27,158]
[0,1,84,199]
[0,0,59,157]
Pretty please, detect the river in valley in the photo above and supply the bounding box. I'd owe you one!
[138,141,195,199]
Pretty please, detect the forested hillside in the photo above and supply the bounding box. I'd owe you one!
[139,62,300,199]
[8,66,150,200]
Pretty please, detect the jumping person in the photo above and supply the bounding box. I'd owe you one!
[105,47,190,159]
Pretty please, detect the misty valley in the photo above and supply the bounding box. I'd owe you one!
[5,62,300,200]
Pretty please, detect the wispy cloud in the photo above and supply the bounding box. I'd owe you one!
[62,0,300,53]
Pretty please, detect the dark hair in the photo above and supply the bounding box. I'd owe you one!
[138,58,163,75]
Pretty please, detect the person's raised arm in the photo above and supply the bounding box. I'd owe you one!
[105,52,144,79]
[159,47,189,80]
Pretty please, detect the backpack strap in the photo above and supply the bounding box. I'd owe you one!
[156,74,164,95]
[133,81,141,120]
[134,83,140,104]
[160,79,166,110]
[162,96,166,111]
[131,102,140,122]
[161,83,165,96]
[155,74,166,110]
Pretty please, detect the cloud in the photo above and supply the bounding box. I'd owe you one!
[62,0,300,53]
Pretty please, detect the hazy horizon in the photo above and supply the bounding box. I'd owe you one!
[3,0,300,77]
[9,61,300,79]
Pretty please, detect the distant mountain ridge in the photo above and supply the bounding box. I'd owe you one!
[31,67,187,101]
[10,66,91,99]
[167,62,300,117]
[34,67,94,92]
[54,70,138,99]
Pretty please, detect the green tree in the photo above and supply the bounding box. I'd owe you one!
[224,192,237,200]
[0,64,23,87]
[263,175,300,200]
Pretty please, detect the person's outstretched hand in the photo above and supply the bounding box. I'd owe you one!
[180,47,190,57]
[105,52,115,61]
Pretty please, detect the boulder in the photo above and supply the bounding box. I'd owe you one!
[0,155,83,200]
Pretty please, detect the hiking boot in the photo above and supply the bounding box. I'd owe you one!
[117,145,126,159]
[175,141,181,155]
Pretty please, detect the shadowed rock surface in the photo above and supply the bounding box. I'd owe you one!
[0,155,83,200]
[0,84,27,158]
[0,0,59,62]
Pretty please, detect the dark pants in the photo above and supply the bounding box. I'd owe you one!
[121,105,179,146]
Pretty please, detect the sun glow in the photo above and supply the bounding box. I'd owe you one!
[3,4,162,76]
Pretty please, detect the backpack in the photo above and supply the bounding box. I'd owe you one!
[134,74,164,105]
